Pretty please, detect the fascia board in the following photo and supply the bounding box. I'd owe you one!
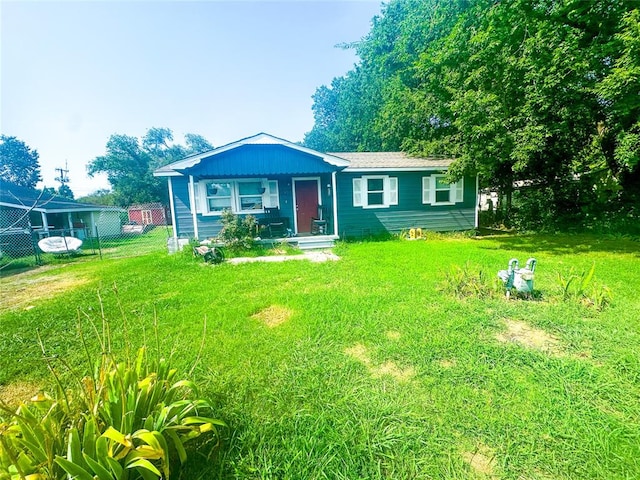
[343,167,449,173]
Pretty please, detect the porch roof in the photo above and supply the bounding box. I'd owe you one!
[0,183,123,214]
[154,133,350,178]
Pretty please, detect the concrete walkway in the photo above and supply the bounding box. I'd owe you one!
[227,251,340,264]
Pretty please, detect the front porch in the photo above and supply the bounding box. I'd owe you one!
[156,133,349,242]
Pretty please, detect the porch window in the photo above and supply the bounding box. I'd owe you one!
[205,182,233,212]
[198,179,278,215]
[237,181,264,213]
[353,176,398,208]
[422,175,464,205]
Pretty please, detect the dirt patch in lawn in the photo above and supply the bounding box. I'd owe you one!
[496,319,563,356]
[461,444,498,477]
[345,343,415,382]
[0,380,42,408]
[372,361,416,382]
[252,305,293,328]
[0,266,90,313]
[386,330,402,340]
[438,358,457,368]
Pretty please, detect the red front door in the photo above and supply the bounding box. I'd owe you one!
[294,180,319,234]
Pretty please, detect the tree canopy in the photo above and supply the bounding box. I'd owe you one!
[0,135,42,188]
[304,0,640,231]
[87,128,213,206]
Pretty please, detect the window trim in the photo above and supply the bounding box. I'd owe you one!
[353,175,398,209]
[203,181,233,214]
[235,179,266,214]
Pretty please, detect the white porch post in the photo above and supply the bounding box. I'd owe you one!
[188,175,199,239]
[67,212,74,235]
[40,211,49,233]
[331,171,339,237]
[168,177,178,239]
[475,175,480,229]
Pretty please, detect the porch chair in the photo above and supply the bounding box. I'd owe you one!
[264,207,286,238]
[310,206,328,235]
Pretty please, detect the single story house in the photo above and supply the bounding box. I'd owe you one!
[153,133,478,246]
[0,182,124,256]
[128,203,167,226]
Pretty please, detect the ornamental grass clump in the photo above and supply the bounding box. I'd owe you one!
[554,263,612,311]
[438,261,498,299]
[0,307,224,480]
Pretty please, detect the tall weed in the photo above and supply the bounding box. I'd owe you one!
[438,261,497,299]
[554,263,612,310]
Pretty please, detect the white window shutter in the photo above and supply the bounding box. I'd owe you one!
[454,178,464,203]
[264,180,279,208]
[195,182,205,213]
[388,177,398,205]
[422,177,432,204]
[353,178,363,207]
[189,182,200,213]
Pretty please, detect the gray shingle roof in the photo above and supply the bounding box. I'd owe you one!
[329,152,454,170]
[0,183,123,213]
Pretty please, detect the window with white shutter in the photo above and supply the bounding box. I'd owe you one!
[197,178,274,215]
[353,176,397,208]
[423,175,463,205]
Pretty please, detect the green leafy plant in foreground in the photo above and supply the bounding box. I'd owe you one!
[0,310,225,480]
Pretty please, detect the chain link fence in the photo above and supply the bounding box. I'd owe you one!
[0,208,172,274]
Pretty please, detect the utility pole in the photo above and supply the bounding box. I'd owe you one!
[54,160,70,187]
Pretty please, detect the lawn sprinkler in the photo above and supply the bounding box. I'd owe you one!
[498,258,537,298]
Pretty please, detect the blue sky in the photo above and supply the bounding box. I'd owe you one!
[1,0,381,196]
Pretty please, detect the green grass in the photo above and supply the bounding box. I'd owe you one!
[2,233,640,479]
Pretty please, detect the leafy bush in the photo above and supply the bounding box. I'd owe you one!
[0,310,225,480]
[217,210,257,251]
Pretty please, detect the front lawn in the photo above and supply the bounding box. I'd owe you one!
[1,234,639,479]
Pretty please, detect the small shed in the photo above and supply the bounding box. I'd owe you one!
[128,203,167,226]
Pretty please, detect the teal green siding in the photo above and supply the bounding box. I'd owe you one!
[336,172,476,237]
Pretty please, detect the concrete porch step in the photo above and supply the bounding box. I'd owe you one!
[288,235,336,251]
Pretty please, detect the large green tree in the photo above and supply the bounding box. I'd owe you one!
[87,128,213,206]
[305,0,640,230]
[0,135,42,188]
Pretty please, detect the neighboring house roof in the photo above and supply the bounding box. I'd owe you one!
[154,132,351,177]
[330,152,455,171]
[0,183,123,213]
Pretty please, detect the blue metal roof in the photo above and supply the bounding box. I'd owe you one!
[154,132,349,178]
[185,144,339,177]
